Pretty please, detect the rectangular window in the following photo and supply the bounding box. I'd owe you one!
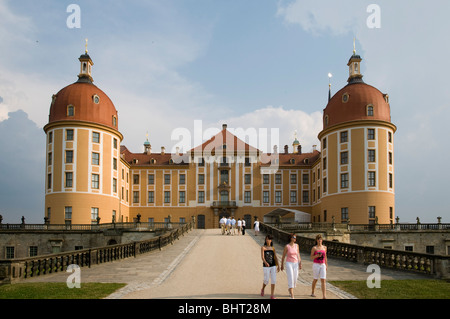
[368,171,376,187]
[91,174,99,189]
[164,174,171,184]
[148,174,154,185]
[340,131,348,143]
[323,178,327,193]
[245,157,251,166]
[389,173,393,188]
[426,246,435,254]
[198,174,205,185]
[341,173,349,188]
[66,129,74,141]
[323,137,327,149]
[133,191,139,203]
[290,174,297,184]
[6,247,15,259]
[133,174,139,184]
[92,152,100,165]
[179,191,185,203]
[47,174,52,189]
[179,174,186,185]
[275,174,282,184]
[302,174,309,184]
[91,207,99,220]
[113,158,117,170]
[341,207,349,221]
[389,152,393,164]
[302,191,309,203]
[263,191,269,203]
[220,170,229,184]
[323,157,327,170]
[368,128,375,140]
[29,246,38,257]
[368,150,376,162]
[148,191,154,203]
[92,132,100,143]
[48,152,52,166]
[388,132,392,143]
[48,132,53,143]
[244,174,251,184]
[290,191,297,203]
[65,206,72,220]
[113,178,117,193]
[275,191,282,203]
[405,246,413,252]
[65,172,73,188]
[198,157,205,166]
[164,191,170,203]
[368,206,376,219]
[198,191,205,203]
[340,151,348,164]
[244,191,251,203]
[263,174,269,184]
[66,150,73,163]
[113,138,118,149]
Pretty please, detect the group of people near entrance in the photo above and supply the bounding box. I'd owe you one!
[261,233,327,299]
[219,216,248,235]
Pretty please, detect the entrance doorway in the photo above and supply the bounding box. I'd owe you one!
[197,214,205,229]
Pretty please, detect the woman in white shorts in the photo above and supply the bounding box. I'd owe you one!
[310,234,328,299]
[260,235,280,299]
[281,234,302,299]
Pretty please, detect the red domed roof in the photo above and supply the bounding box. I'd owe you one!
[323,82,391,128]
[48,81,118,130]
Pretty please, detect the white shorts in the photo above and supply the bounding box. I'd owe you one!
[263,266,277,285]
[312,263,327,280]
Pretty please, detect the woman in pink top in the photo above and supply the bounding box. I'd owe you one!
[281,234,302,299]
[310,234,328,299]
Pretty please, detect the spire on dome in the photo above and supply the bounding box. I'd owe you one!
[347,39,363,84]
[77,39,94,83]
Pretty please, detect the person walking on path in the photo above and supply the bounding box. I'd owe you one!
[253,218,260,236]
[219,216,226,235]
[231,217,236,235]
[261,235,280,299]
[242,219,246,235]
[311,234,328,299]
[237,218,242,235]
[281,233,302,299]
[226,217,232,235]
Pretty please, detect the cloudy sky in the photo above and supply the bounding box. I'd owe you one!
[0,0,449,223]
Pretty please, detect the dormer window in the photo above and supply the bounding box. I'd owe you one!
[67,105,75,117]
[93,94,100,104]
[367,105,374,116]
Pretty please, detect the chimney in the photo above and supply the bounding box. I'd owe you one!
[222,124,227,130]
[312,145,317,152]
[284,145,289,154]
[161,146,165,155]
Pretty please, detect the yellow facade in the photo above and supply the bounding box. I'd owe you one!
[43,50,397,228]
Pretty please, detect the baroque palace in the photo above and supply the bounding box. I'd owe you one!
[43,47,396,229]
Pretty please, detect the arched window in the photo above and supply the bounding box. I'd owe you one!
[367,105,374,116]
[67,105,75,117]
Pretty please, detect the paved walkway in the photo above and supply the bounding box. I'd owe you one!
[25,228,432,299]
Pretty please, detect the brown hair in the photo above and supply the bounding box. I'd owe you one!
[315,234,323,246]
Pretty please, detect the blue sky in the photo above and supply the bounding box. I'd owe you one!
[0,0,449,223]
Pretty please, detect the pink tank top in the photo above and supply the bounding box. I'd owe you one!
[313,249,326,264]
[286,244,298,263]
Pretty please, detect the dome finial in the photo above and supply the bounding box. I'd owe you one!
[85,38,88,54]
[353,37,356,55]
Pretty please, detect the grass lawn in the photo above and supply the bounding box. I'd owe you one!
[329,280,450,299]
[0,282,126,299]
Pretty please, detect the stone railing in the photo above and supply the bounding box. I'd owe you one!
[0,222,186,232]
[265,222,450,232]
[260,223,450,279]
[0,221,194,285]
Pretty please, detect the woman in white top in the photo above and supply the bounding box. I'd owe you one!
[254,219,260,236]
[237,219,242,235]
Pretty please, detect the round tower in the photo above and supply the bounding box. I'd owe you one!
[43,47,123,225]
[316,49,396,225]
